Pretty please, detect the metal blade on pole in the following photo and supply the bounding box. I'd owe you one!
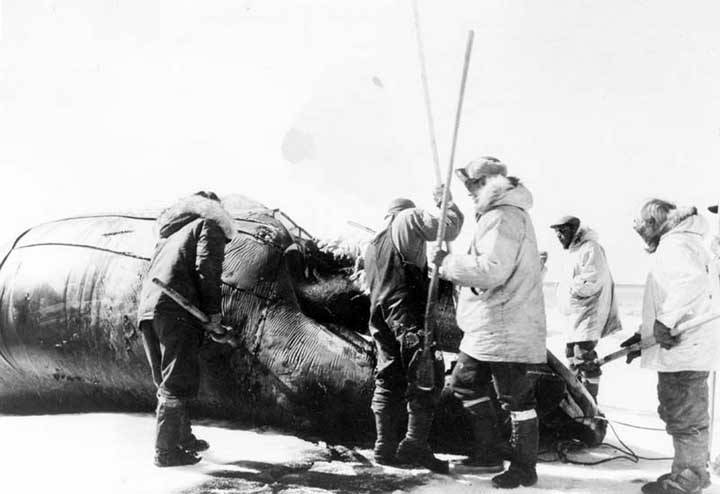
[416,30,474,392]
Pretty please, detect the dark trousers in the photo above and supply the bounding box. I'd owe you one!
[370,322,444,416]
[657,371,710,483]
[140,312,202,400]
[565,340,600,399]
[449,352,537,412]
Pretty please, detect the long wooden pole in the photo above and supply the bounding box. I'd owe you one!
[416,30,474,392]
[411,0,442,186]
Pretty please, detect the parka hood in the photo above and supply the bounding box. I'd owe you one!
[474,175,533,215]
[569,225,599,251]
[157,195,236,240]
[662,208,707,240]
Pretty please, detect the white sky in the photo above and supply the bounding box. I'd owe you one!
[1,0,719,283]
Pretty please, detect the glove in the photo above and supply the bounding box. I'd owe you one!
[433,185,453,208]
[203,313,226,337]
[620,332,642,364]
[429,245,449,268]
[653,319,680,350]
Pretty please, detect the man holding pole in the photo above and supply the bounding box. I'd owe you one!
[431,157,546,488]
[364,190,463,473]
[624,199,720,494]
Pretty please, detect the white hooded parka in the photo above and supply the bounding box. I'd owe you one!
[439,175,547,364]
[640,213,720,372]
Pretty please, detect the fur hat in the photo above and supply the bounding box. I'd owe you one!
[455,156,507,185]
[386,198,416,216]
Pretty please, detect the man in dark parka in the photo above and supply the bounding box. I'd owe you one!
[138,191,236,467]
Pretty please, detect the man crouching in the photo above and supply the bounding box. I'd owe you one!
[627,199,720,494]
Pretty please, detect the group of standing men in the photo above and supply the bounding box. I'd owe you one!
[132,158,719,494]
[364,156,720,494]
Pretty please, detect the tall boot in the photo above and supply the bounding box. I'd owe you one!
[395,407,449,474]
[372,409,400,465]
[154,397,200,467]
[462,398,505,472]
[492,411,539,488]
[178,404,209,453]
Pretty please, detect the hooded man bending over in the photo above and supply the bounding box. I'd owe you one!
[137,191,236,467]
[364,188,463,473]
[432,157,547,489]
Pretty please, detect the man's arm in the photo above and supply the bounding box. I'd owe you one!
[408,203,465,242]
[438,210,520,289]
[569,242,603,298]
[653,241,708,329]
[195,219,227,316]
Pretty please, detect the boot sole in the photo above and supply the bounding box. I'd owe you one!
[457,463,505,474]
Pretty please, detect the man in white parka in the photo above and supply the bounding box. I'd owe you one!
[432,157,547,489]
[626,199,720,494]
[550,216,623,401]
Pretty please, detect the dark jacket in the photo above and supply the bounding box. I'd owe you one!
[137,195,236,323]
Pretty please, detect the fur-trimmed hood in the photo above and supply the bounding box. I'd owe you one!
[661,207,707,240]
[158,195,236,240]
[473,175,533,215]
[569,225,599,252]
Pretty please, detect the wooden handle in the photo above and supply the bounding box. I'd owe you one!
[151,277,210,323]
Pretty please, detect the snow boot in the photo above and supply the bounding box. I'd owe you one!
[641,469,707,494]
[372,409,400,465]
[492,412,539,489]
[154,447,201,467]
[461,399,505,473]
[179,405,209,453]
[395,409,449,474]
[154,398,202,467]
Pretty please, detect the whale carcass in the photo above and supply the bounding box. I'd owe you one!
[0,195,604,450]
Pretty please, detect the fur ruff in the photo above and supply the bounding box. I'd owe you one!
[570,225,599,249]
[473,175,520,214]
[158,195,236,240]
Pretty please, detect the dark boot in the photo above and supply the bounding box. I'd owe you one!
[641,469,706,494]
[492,413,539,488]
[372,409,400,465]
[581,376,599,402]
[395,409,449,474]
[461,399,505,473]
[154,398,201,467]
[154,447,201,467]
[178,405,209,453]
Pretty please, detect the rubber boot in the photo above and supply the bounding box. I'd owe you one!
[461,399,505,472]
[178,404,209,453]
[641,469,706,494]
[154,398,201,467]
[372,409,400,465]
[395,408,449,474]
[492,412,539,488]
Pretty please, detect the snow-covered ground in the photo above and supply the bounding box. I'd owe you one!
[1,290,719,493]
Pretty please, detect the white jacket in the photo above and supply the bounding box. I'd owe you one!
[439,175,547,364]
[640,214,720,372]
[556,226,622,342]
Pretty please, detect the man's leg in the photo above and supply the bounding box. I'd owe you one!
[448,352,504,472]
[370,325,406,465]
[489,362,539,489]
[153,313,202,467]
[566,340,601,401]
[643,371,710,494]
[395,336,448,474]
